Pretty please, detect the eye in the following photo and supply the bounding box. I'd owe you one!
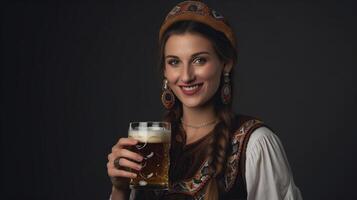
[167,59,180,66]
[192,57,207,65]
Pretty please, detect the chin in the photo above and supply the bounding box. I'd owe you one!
[182,102,201,108]
[179,98,209,108]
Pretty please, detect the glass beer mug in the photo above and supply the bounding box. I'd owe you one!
[128,122,171,190]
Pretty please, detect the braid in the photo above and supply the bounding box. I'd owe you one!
[212,107,233,175]
[204,105,234,200]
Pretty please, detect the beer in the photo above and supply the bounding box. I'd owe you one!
[128,122,171,190]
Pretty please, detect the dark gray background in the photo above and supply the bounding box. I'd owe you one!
[1,0,356,199]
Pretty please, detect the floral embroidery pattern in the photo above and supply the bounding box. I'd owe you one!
[171,159,211,196]
[168,6,181,16]
[224,119,263,191]
[211,9,224,19]
[165,1,214,21]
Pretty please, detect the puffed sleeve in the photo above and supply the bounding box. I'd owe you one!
[245,127,303,200]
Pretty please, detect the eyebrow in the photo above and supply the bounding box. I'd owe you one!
[165,51,210,59]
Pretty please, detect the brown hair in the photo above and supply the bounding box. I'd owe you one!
[159,20,237,200]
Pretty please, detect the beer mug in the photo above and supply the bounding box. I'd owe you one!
[128,122,171,190]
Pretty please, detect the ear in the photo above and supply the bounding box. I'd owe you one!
[223,59,233,73]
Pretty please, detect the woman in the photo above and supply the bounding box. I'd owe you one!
[107,1,302,199]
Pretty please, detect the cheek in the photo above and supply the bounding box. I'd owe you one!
[201,68,222,98]
[207,74,222,94]
[164,68,179,84]
[200,65,222,85]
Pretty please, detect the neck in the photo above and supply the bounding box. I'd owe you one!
[181,103,217,145]
[181,103,217,126]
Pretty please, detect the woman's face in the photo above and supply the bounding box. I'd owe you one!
[164,33,231,109]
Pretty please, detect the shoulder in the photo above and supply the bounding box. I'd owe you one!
[242,121,292,185]
[232,114,288,167]
[231,114,287,161]
[246,126,280,153]
[245,125,288,165]
[233,114,279,152]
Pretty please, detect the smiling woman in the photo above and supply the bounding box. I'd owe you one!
[164,33,226,109]
[107,1,303,200]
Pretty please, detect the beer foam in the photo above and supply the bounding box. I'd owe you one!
[128,129,171,143]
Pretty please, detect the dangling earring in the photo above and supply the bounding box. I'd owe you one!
[221,72,231,104]
[161,79,175,109]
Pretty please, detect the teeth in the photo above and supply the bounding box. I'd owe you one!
[182,85,199,91]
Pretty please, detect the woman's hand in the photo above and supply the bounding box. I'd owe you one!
[107,137,143,191]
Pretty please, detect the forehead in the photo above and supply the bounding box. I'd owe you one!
[164,33,215,57]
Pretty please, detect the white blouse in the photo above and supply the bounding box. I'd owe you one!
[245,127,303,200]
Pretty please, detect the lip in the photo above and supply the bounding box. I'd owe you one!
[179,83,203,96]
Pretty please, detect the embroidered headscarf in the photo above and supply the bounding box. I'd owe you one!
[159,0,237,49]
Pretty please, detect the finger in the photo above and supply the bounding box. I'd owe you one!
[113,169,137,179]
[111,149,143,162]
[107,163,137,179]
[119,158,142,171]
[115,138,138,149]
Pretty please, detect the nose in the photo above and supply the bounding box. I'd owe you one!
[180,64,195,83]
